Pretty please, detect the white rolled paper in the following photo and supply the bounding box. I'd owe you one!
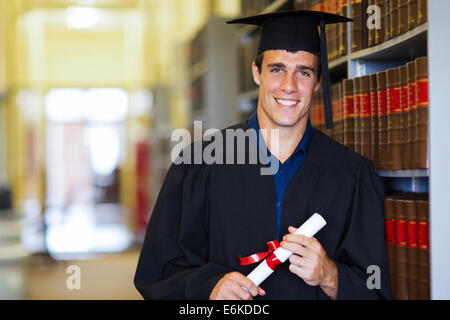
[246,213,327,287]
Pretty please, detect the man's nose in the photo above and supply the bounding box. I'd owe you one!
[279,73,297,93]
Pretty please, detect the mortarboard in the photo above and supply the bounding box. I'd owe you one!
[227,10,352,129]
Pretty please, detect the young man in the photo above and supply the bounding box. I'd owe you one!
[134,10,392,300]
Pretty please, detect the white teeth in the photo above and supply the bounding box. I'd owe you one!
[276,98,298,106]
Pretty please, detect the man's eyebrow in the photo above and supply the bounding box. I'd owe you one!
[267,63,317,73]
[297,65,317,73]
[267,63,286,68]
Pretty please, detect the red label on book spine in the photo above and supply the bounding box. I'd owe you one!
[361,93,371,117]
[378,89,388,116]
[344,95,354,118]
[370,91,378,116]
[407,220,418,248]
[401,85,409,112]
[388,86,402,113]
[385,218,395,244]
[408,81,417,110]
[354,94,361,115]
[418,221,429,249]
[417,78,428,108]
[396,219,407,246]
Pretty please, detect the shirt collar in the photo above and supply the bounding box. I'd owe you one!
[247,110,313,159]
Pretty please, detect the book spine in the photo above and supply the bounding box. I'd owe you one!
[399,65,410,170]
[343,79,355,150]
[416,196,430,300]
[415,56,428,169]
[406,61,417,169]
[375,0,385,45]
[339,0,349,56]
[369,74,379,169]
[407,0,418,30]
[390,0,400,38]
[385,0,391,40]
[351,0,362,52]
[395,198,409,300]
[386,67,402,170]
[384,196,397,299]
[361,0,369,49]
[368,0,375,47]
[399,0,409,34]
[418,0,427,24]
[354,77,362,154]
[360,75,372,160]
[405,196,419,300]
[377,71,389,170]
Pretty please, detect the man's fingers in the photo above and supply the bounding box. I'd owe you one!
[232,273,259,297]
[257,287,266,296]
[284,231,319,250]
[280,239,311,257]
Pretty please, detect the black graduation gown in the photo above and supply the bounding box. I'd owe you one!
[134,121,392,300]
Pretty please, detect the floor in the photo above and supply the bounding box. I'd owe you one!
[24,249,143,300]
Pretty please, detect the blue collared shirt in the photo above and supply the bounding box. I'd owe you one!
[248,111,313,239]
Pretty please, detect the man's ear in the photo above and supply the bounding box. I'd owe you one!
[252,62,261,86]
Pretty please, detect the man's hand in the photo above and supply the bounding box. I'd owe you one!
[281,226,339,300]
[209,271,266,300]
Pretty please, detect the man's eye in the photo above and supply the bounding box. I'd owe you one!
[299,71,311,78]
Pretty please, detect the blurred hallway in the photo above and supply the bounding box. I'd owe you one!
[0,0,241,300]
[26,250,142,300]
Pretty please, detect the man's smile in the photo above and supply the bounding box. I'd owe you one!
[274,97,300,108]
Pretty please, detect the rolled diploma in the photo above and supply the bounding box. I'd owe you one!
[246,213,327,287]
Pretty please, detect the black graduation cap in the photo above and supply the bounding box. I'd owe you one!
[227,10,352,129]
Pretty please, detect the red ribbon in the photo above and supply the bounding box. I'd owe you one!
[239,240,280,266]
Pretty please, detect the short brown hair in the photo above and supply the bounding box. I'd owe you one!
[254,50,322,79]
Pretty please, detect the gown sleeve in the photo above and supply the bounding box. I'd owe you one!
[334,157,393,300]
[134,159,232,299]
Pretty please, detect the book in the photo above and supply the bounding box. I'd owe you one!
[361,0,369,49]
[360,75,372,160]
[394,197,408,300]
[406,61,417,169]
[384,196,397,299]
[369,73,379,168]
[415,56,428,169]
[375,0,385,45]
[377,71,388,170]
[404,195,419,300]
[416,194,430,300]
[386,67,402,170]
[399,65,410,169]
[390,0,400,38]
[407,0,418,30]
[351,0,362,52]
[385,0,391,40]
[418,0,427,25]
[399,0,409,34]
[338,0,349,56]
[368,0,375,47]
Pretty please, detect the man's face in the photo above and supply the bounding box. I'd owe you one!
[252,49,321,128]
